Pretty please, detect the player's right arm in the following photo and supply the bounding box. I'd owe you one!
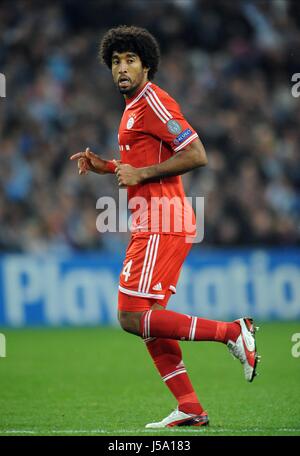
[70,147,118,175]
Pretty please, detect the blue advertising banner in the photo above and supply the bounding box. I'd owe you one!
[0,249,299,327]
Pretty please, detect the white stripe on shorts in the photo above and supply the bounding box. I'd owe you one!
[145,234,160,293]
[138,235,154,292]
[140,234,159,293]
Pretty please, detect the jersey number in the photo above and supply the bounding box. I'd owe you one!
[122,260,133,282]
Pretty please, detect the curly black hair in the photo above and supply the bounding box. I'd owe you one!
[99,25,160,80]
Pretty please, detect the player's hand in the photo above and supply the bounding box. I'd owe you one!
[70,148,109,175]
[114,163,143,187]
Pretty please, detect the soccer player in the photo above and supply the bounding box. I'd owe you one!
[70,26,259,428]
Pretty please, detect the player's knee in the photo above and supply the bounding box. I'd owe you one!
[118,311,141,336]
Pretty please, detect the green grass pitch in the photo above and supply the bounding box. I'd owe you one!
[0,322,299,436]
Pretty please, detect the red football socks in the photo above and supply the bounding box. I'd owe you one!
[141,309,240,343]
[145,337,204,415]
[141,310,240,415]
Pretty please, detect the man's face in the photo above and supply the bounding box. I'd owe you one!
[111,51,149,97]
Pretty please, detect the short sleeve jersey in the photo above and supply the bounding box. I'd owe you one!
[118,82,198,236]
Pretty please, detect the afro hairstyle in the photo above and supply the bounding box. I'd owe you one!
[99,25,160,80]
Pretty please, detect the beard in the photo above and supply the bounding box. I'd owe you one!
[116,73,144,97]
[118,82,138,97]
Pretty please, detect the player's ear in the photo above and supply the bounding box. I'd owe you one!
[143,66,150,76]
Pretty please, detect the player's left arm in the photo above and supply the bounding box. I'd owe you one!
[115,137,207,186]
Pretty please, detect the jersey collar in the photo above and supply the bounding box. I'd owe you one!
[125,81,152,110]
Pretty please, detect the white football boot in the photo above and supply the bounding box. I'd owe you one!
[145,407,209,428]
[227,317,261,382]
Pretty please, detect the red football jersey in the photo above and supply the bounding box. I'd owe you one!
[118,82,198,236]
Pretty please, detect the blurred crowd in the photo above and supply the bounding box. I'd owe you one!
[0,0,300,253]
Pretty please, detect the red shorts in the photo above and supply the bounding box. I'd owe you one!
[118,233,192,312]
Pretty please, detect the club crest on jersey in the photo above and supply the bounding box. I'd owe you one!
[167,119,182,135]
[127,115,135,129]
[173,128,192,146]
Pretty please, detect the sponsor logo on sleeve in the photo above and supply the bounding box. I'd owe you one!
[167,119,182,135]
[173,128,192,145]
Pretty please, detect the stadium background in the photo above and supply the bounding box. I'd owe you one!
[0,0,299,436]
